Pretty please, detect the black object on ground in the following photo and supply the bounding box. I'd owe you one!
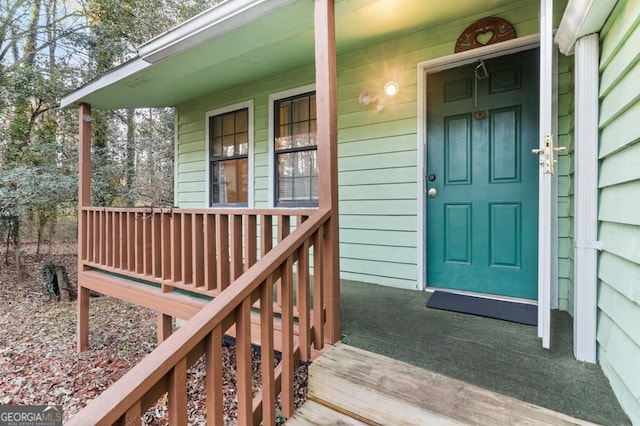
[426,290,538,326]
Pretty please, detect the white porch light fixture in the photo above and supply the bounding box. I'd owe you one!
[359,80,399,111]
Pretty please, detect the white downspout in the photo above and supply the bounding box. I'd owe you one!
[573,33,601,363]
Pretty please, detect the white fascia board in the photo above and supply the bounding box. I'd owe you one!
[59,58,151,108]
[138,0,298,64]
[555,0,617,55]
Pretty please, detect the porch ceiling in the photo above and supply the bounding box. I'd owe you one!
[62,0,516,110]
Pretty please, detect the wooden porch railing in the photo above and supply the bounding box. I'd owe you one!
[68,208,332,425]
[80,206,317,305]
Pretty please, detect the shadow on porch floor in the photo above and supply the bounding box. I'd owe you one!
[340,280,630,425]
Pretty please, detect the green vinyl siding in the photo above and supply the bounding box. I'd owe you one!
[597,0,640,423]
[174,0,568,289]
[557,54,575,313]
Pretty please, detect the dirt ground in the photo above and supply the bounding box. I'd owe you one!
[0,242,307,424]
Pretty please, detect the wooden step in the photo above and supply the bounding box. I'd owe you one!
[288,343,598,426]
[286,400,368,425]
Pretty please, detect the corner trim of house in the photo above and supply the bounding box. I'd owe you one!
[572,33,600,364]
[416,34,540,291]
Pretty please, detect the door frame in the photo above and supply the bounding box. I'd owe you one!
[416,34,559,335]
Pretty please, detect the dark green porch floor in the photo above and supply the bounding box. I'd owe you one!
[340,280,630,425]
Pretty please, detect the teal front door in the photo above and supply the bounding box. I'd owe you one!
[426,49,539,300]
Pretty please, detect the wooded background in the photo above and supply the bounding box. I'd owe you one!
[1,0,220,274]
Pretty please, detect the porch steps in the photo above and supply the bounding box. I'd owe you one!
[286,343,599,426]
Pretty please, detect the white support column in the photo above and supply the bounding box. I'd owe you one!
[573,33,600,363]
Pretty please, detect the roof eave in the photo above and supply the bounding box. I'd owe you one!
[555,0,618,55]
[138,0,298,64]
[59,58,151,109]
[59,0,298,109]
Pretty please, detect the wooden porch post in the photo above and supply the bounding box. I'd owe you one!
[78,103,91,352]
[314,0,341,344]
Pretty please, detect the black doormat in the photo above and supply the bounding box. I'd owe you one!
[426,291,537,326]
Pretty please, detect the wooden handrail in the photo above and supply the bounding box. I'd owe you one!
[67,208,332,425]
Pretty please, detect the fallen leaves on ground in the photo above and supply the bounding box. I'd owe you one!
[0,242,307,424]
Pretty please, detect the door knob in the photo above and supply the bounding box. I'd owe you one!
[428,188,437,198]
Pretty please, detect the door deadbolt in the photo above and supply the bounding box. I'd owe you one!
[428,188,437,198]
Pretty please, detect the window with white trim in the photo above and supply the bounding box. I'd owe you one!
[273,91,318,207]
[207,105,251,206]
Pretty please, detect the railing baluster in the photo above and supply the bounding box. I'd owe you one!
[152,212,162,279]
[119,211,126,270]
[86,210,93,262]
[260,279,276,425]
[276,216,291,311]
[205,325,224,425]
[281,256,295,417]
[297,240,311,361]
[161,211,171,281]
[216,214,229,292]
[231,214,243,281]
[100,210,107,265]
[143,212,152,276]
[127,212,135,274]
[193,214,204,287]
[245,214,257,270]
[204,214,216,291]
[171,212,182,284]
[94,210,100,264]
[261,215,273,259]
[313,228,324,349]
[136,213,144,274]
[113,211,120,269]
[236,297,253,425]
[182,213,193,285]
[105,211,112,267]
[168,356,188,425]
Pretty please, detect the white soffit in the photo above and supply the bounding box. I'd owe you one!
[555,0,618,55]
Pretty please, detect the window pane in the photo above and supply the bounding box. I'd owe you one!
[292,122,313,148]
[211,136,223,157]
[237,158,248,203]
[236,132,248,155]
[292,96,309,122]
[222,113,235,135]
[212,116,222,137]
[212,159,248,204]
[211,162,223,203]
[236,110,248,132]
[277,150,317,204]
[309,95,316,118]
[222,135,235,157]
[278,101,291,126]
